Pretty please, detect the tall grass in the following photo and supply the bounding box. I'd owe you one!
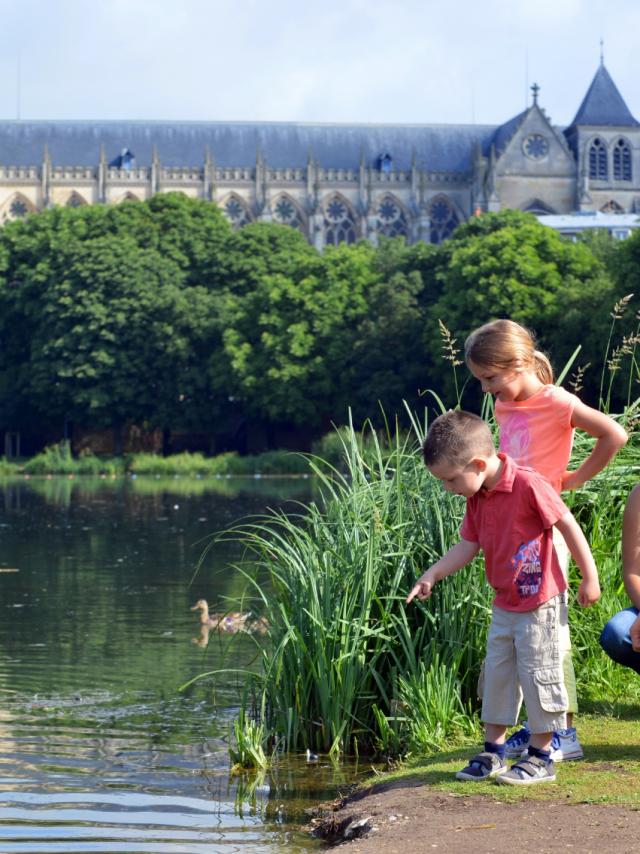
[197,419,491,758]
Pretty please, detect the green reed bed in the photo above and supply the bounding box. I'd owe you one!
[193,422,491,759]
[192,403,640,765]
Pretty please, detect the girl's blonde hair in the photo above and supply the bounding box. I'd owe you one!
[464,319,553,385]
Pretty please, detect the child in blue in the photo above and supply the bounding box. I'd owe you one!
[600,485,640,671]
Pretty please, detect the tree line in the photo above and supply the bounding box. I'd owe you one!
[0,194,637,453]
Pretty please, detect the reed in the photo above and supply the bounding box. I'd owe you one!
[206,417,491,759]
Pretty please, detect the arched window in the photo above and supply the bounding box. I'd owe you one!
[323,195,357,245]
[67,191,87,207]
[222,195,252,229]
[600,199,624,213]
[429,195,460,244]
[613,138,632,181]
[588,138,608,180]
[2,193,34,223]
[376,195,408,238]
[272,195,304,231]
[522,198,556,216]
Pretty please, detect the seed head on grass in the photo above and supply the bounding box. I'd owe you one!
[568,363,590,395]
[438,320,463,367]
[611,293,634,321]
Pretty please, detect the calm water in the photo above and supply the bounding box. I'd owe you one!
[0,476,357,853]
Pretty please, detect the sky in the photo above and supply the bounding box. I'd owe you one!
[0,0,637,129]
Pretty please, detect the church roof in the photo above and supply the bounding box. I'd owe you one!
[490,109,528,155]
[568,64,639,128]
[0,120,496,172]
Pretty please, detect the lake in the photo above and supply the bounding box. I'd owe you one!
[0,476,362,853]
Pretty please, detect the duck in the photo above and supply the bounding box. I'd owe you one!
[190,599,268,635]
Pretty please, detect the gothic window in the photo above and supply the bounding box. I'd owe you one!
[588,138,608,180]
[272,195,303,231]
[323,195,357,245]
[67,192,87,207]
[223,195,252,229]
[2,193,33,223]
[121,192,140,203]
[10,198,28,218]
[376,195,408,238]
[613,138,632,181]
[429,195,460,244]
[522,198,556,215]
[600,199,625,213]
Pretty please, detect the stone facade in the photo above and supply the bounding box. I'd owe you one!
[0,63,638,245]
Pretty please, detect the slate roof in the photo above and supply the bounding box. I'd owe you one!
[0,120,497,172]
[490,109,528,155]
[568,64,639,128]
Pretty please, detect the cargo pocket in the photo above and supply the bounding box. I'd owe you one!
[533,666,568,713]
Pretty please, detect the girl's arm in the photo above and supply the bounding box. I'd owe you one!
[555,511,600,606]
[561,400,628,491]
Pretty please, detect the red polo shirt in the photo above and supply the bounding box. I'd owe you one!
[460,454,569,612]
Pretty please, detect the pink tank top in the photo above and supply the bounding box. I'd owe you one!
[495,384,577,493]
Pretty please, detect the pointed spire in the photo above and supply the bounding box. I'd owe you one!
[600,37,604,66]
[568,63,639,128]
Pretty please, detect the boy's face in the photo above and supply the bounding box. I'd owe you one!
[428,458,487,498]
[467,359,524,402]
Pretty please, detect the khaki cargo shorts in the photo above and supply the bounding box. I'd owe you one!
[481,594,569,734]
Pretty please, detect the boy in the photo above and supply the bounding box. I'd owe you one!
[406,411,600,785]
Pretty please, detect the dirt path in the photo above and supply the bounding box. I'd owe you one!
[310,778,640,853]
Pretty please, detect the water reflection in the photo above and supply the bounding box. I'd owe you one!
[0,476,339,853]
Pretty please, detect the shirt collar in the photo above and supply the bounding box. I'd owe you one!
[483,452,516,495]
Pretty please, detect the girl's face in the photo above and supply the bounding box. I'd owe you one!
[467,360,527,402]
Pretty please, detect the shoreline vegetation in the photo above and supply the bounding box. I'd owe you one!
[185,398,640,774]
[0,430,360,478]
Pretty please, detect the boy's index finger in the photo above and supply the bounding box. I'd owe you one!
[405,584,421,604]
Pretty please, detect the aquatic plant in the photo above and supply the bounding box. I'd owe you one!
[194,417,491,758]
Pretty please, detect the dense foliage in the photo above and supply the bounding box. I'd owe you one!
[1,199,638,450]
[188,410,639,759]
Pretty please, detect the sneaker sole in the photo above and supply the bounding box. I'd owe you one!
[551,749,584,763]
[456,766,507,782]
[496,772,556,786]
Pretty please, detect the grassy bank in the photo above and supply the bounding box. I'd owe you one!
[189,407,640,763]
[355,712,640,806]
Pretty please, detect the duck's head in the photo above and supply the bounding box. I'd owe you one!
[191,599,210,618]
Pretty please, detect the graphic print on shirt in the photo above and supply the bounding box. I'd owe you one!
[511,536,542,599]
[500,412,531,467]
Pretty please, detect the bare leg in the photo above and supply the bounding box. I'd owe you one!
[485,724,507,744]
[529,731,552,752]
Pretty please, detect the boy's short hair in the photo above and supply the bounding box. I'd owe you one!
[422,410,495,467]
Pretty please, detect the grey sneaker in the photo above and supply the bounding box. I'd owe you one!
[504,722,530,759]
[496,755,556,786]
[456,751,507,781]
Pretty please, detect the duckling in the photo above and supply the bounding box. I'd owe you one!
[190,599,268,635]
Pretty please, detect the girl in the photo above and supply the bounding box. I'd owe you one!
[464,319,628,761]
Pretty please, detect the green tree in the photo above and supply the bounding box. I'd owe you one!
[427,213,615,405]
[217,234,376,427]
